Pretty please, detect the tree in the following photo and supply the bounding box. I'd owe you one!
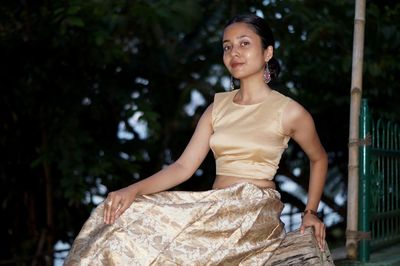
[0,0,399,263]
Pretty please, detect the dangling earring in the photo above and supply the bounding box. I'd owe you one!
[230,76,235,90]
[264,62,271,84]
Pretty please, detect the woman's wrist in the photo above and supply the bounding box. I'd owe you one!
[301,209,318,219]
[128,184,140,196]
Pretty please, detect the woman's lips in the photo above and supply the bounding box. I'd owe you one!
[230,62,244,69]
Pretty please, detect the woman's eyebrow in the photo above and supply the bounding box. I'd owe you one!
[237,34,251,39]
[223,35,251,43]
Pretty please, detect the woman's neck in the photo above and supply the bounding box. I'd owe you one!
[235,78,272,104]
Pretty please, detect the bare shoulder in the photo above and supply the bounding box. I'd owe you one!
[285,99,310,119]
[206,102,214,114]
[192,103,214,131]
[202,103,213,121]
[282,98,314,136]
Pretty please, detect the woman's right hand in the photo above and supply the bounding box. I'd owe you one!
[103,185,138,224]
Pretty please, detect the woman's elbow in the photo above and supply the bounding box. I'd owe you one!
[316,151,328,169]
[172,161,195,182]
[310,148,328,165]
[320,150,328,162]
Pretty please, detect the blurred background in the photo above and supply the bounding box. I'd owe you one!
[1,0,399,265]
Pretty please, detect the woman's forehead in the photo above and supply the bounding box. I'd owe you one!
[223,23,257,41]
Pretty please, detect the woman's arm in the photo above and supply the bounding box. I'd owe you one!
[282,100,328,250]
[104,104,214,224]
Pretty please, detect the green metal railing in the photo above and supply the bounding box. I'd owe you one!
[358,99,400,262]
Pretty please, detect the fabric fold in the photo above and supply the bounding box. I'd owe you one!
[64,182,285,266]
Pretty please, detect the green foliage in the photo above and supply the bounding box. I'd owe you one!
[0,0,399,262]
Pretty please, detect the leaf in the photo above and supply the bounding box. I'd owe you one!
[67,16,85,27]
[67,5,82,15]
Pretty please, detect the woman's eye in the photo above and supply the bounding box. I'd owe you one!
[223,46,231,52]
[241,41,250,47]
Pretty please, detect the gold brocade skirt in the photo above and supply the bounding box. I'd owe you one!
[64,182,285,266]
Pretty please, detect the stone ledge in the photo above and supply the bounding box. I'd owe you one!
[268,227,335,265]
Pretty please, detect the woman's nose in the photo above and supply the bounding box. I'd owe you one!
[230,45,240,57]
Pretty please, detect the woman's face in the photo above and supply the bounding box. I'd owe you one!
[222,22,272,80]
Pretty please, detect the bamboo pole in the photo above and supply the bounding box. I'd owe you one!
[42,130,54,266]
[346,0,366,260]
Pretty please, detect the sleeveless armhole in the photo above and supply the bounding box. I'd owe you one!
[211,93,222,129]
[278,97,292,137]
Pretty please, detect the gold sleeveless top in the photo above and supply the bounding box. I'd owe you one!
[210,89,291,180]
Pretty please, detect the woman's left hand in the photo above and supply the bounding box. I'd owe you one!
[300,213,326,251]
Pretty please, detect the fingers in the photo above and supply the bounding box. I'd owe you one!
[301,216,326,251]
[103,194,112,224]
[300,224,305,234]
[103,192,123,225]
[114,202,129,221]
[110,196,122,224]
[314,223,326,251]
[321,223,326,250]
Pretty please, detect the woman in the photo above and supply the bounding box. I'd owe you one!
[65,14,328,265]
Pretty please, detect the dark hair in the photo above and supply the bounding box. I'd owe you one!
[225,14,280,81]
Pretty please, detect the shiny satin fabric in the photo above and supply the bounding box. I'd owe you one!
[210,90,291,180]
[64,183,285,265]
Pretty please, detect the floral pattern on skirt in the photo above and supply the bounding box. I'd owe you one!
[64,182,285,266]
